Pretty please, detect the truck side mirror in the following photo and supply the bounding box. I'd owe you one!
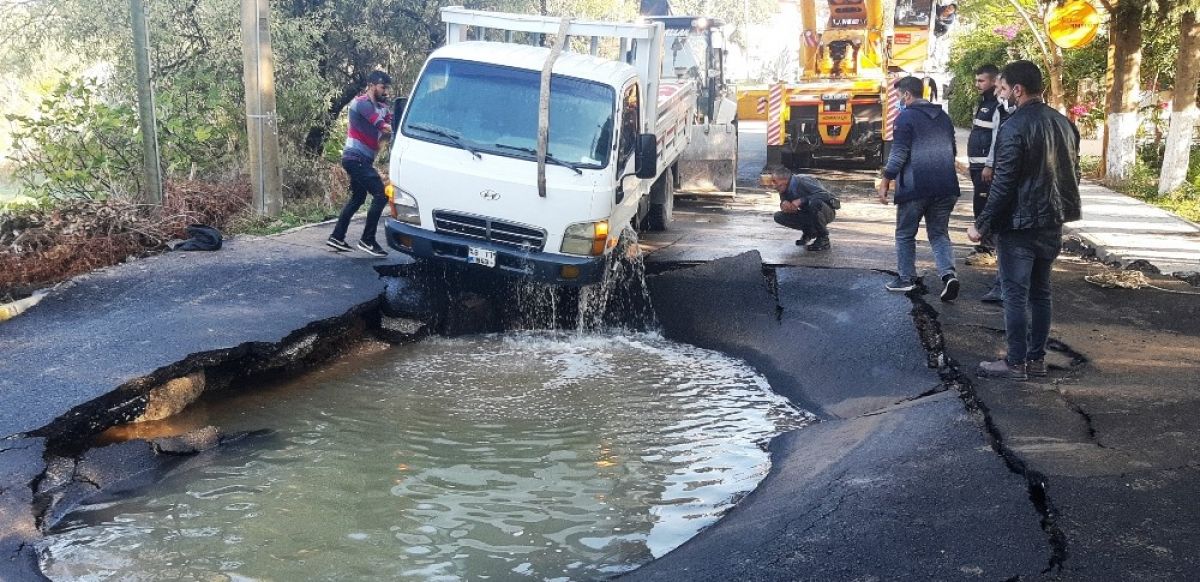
[635,133,658,179]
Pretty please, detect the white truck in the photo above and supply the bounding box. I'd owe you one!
[383,7,702,285]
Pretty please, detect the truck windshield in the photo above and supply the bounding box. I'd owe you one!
[402,59,615,169]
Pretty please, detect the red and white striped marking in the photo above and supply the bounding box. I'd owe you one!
[884,76,900,142]
[768,82,785,146]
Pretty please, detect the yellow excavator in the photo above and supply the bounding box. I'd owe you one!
[763,0,953,174]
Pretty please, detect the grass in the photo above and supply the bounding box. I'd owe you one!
[1145,190,1200,223]
[226,197,341,236]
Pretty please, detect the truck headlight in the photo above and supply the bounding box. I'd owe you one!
[386,184,420,225]
[561,220,609,256]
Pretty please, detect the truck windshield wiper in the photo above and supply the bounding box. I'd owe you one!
[408,123,482,159]
[494,143,583,175]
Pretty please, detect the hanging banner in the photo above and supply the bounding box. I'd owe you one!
[1046,0,1102,49]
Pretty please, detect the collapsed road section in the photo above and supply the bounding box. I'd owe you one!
[625,252,1049,580]
[3,222,1051,580]
[0,225,387,580]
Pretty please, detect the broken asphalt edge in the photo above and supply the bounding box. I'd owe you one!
[0,293,384,581]
[624,251,1047,580]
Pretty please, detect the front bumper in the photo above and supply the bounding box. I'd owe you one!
[384,219,606,285]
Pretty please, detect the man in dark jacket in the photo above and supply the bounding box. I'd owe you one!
[877,75,961,301]
[966,64,1006,260]
[771,169,839,251]
[969,60,1081,380]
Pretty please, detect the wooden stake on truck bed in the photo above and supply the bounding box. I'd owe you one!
[537,17,571,198]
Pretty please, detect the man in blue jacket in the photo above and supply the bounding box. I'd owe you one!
[877,76,961,301]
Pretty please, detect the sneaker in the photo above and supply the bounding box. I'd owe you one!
[795,231,816,246]
[326,236,352,252]
[886,276,918,292]
[980,285,1004,303]
[976,359,1028,380]
[805,236,831,251]
[356,240,388,257]
[1026,359,1047,377]
[940,273,960,302]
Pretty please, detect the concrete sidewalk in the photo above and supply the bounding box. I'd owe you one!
[954,127,1200,277]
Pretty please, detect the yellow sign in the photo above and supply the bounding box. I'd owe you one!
[1047,0,1101,49]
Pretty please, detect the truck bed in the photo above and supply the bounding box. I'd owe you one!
[655,81,697,177]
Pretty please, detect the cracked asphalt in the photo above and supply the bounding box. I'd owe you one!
[2,121,1198,580]
[630,125,1200,580]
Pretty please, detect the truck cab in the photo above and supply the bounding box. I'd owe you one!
[384,8,696,285]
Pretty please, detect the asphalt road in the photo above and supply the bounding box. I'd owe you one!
[0,225,391,440]
[632,122,1200,580]
[631,254,1047,580]
[3,121,1198,581]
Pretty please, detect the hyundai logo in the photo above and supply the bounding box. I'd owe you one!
[479,190,501,201]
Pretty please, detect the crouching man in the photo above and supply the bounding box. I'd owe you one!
[771,169,840,251]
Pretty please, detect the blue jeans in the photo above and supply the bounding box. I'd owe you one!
[332,157,388,244]
[895,195,957,280]
[997,227,1062,365]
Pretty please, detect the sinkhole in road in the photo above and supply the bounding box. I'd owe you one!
[40,331,811,581]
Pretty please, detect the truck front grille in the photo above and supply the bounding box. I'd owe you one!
[432,210,546,251]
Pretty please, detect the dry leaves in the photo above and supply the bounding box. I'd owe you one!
[0,180,251,295]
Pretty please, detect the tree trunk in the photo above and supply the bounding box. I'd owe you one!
[1158,10,1200,195]
[1047,46,1067,112]
[1104,2,1144,187]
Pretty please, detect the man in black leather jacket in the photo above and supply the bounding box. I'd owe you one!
[968,60,1081,380]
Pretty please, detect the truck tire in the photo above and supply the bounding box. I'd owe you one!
[866,142,884,168]
[644,169,674,232]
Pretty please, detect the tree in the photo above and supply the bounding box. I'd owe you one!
[667,0,778,53]
[1158,5,1200,194]
[1098,0,1147,186]
[1002,0,1068,109]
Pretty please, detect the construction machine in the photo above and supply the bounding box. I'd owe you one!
[648,16,738,194]
[763,0,953,175]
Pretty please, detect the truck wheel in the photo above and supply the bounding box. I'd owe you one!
[866,143,884,168]
[644,170,674,232]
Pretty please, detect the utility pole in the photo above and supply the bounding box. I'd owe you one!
[129,0,163,205]
[240,0,283,217]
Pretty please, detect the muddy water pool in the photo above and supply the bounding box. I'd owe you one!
[41,332,810,581]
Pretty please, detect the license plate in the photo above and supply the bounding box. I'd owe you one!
[467,247,496,268]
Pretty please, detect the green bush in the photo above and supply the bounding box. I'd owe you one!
[5,76,141,201]
[1189,145,1200,190]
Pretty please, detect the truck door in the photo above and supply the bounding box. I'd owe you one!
[615,82,644,227]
